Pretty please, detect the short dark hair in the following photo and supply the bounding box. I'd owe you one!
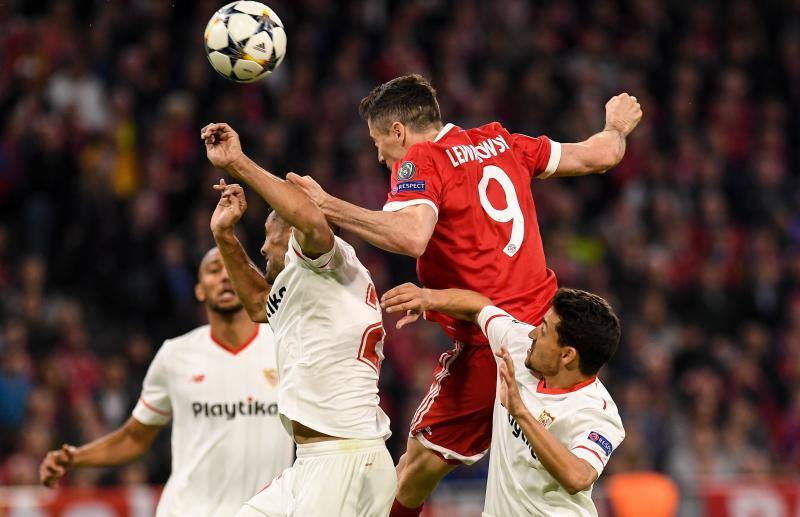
[358,74,442,132]
[551,288,621,376]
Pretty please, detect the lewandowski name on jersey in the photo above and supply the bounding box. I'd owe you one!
[444,134,510,167]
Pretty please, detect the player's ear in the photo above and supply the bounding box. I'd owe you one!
[391,121,404,142]
[194,282,205,303]
[562,346,579,369]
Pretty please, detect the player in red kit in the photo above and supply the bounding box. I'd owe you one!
[288,74,642,516]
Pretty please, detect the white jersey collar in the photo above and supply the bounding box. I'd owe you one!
[433,122,455,143]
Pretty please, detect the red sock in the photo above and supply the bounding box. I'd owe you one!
[390,499,423,517]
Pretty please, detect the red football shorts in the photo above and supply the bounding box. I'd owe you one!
[409,342,497,465]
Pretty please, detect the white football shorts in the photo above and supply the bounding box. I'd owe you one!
[235,438,397,517]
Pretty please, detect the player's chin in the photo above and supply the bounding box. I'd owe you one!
[524,354,535,371]
[209,300,244,315]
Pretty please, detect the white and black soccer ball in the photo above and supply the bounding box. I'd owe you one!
[204,1,287,83]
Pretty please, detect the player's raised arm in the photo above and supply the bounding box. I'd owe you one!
[382,284,523,354]
[210,180,271,323]
[380,283,492,328]
[201,123,333,258]
[549,93,643,177]
[287,174,436,258]
[39,417,161,488]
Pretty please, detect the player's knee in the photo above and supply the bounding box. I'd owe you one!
[398,448,454,486]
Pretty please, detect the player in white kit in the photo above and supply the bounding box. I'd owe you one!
[39,247,294,517]
[202,122,396,517]
[381,284,624,516]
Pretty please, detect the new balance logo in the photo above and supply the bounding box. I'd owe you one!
[191,374,205,383]
[253,41,267,53]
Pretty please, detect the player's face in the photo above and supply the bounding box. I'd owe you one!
[368,120,406,170]
[195,248,244,314]
[261,214,290,284]
[525,309,572,376]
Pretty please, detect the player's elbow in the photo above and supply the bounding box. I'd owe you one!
[402,234,428,258]
[592,140,625,173]
[562,469,596,495]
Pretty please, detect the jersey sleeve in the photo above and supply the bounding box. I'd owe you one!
[567,408,625,477]
[383,144,442,217]
[132,341,172,426]
[510,133,562,179]
[288,231,355,273]
[477,305,537,378]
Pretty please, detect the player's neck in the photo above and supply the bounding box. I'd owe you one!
[542,370,593,391]
[409,124,444,145]
[208,309,259,351]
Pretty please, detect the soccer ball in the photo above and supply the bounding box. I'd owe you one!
[204,1,287,83]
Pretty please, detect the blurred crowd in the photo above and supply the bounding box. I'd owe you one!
[0,0,798,506]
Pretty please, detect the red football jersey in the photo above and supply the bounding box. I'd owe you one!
[384,122,561,345]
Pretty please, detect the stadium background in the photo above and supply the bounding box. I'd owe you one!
[0,0,798,515]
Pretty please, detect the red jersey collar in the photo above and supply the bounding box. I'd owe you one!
[210,325,260,356]
[537,376,597,394]
[433,123,455,142]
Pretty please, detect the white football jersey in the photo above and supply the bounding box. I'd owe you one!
[132,323,294,517]
[267,231,391,441]
[476,306,625,517]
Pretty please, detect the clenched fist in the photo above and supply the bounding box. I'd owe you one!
[604,93,643,137]
[201,123,244,170]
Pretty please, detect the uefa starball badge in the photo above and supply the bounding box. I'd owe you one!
[397,161,417,180]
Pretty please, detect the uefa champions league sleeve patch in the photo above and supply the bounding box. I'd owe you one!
[397,161,417,180]
[588,431,613,456]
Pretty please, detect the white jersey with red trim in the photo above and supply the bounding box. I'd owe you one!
[476,306,625,517]
[132,323,293,517]
[266,231,391,441]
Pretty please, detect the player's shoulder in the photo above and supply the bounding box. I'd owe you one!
[592,379,621,414]
[465,121,508,137]
[163,324,211,351]
[402,140,440,167]
[570,380,622,422]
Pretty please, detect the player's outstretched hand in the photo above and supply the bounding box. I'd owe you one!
[497,346,526,417]
[604,93,643,137]
[380,282,431,329]
[211,179,248,234]
[286,173,329,209]
[201,122,244,170]
[39,444,76,488]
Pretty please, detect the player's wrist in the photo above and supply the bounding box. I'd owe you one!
[602,124,626,137]
[315,190,334,214]
[225,151,249,177]
[509,403,533,421]
[211,223,237,238]
[421,288,436,311]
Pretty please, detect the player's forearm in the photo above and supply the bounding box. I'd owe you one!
[212,229,270,323]
[319,196,426,257]
[593,127,626,169]
[227,155,328,238]
[515,410,597,494]
[426,289,492,323]
[71,419,156,468]
[555,130,626,177]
